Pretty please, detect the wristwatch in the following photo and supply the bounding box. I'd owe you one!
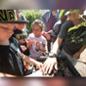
[49,53,57,58]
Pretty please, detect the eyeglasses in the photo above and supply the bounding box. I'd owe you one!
[32,28,42,32]
[0,26,14,33]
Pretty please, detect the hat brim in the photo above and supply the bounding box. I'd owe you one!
[0,21,29,24]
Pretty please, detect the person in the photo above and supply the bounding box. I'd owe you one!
[12,13,29,55]
[13,13,29,39]
[41,9,59,32]
[26,19,48,61]
[0,10,43,77]
[42,10,86,76]
[46,13,67,43]
[41,9,59,52]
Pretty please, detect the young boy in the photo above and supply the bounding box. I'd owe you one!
[27,19,48,60]
[0,10,42,77]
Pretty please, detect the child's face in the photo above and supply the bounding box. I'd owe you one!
[15,23,26,30]
[32,24,42,37]
[0,23,14,42]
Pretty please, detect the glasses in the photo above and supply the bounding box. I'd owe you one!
[0,26,14,33]
[32,28,42,32]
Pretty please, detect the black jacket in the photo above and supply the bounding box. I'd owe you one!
[0,37,24,76]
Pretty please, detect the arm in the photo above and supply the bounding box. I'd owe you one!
[42,22,68,75]
[73,45,86,59]
[42,38,48,53]
[50,37,63,55]
[42,31,51,41]
[19,53,43,69]
[0,72,16,77]
[41,37,63,75]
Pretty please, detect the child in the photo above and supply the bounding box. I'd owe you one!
[0,10,42,77]
[27,19,48,60]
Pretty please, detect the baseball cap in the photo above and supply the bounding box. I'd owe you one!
[0,10,29,23]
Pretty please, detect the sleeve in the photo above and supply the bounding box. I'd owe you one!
[42,37,48,53]
[58,22,69,39]
[51,21,61,37]
[11,37,22,53]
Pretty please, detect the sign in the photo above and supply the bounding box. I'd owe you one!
[0,10,15,22]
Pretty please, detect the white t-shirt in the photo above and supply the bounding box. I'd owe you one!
[27,33,47,59]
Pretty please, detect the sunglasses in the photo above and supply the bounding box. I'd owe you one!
[0,26,14,33]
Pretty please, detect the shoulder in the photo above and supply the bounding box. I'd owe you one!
[10,37,19,44]
[60,21,74,33]
[29,33,34,36]
[9,37,20,48]
[58,21,74,39]
[27,33,35,39]
[61,21,74,29]
[53,20,62,29]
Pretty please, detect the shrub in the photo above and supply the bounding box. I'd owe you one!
[22,10,42,32]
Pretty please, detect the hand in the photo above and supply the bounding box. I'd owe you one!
[26,39,33,48]
[42,32,51,40]
[35,61,43,70]
[41,57,58,75]
[20,45,27,52]
[23,57,43,70]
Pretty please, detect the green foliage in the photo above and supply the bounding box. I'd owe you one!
[22,10,42,32]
